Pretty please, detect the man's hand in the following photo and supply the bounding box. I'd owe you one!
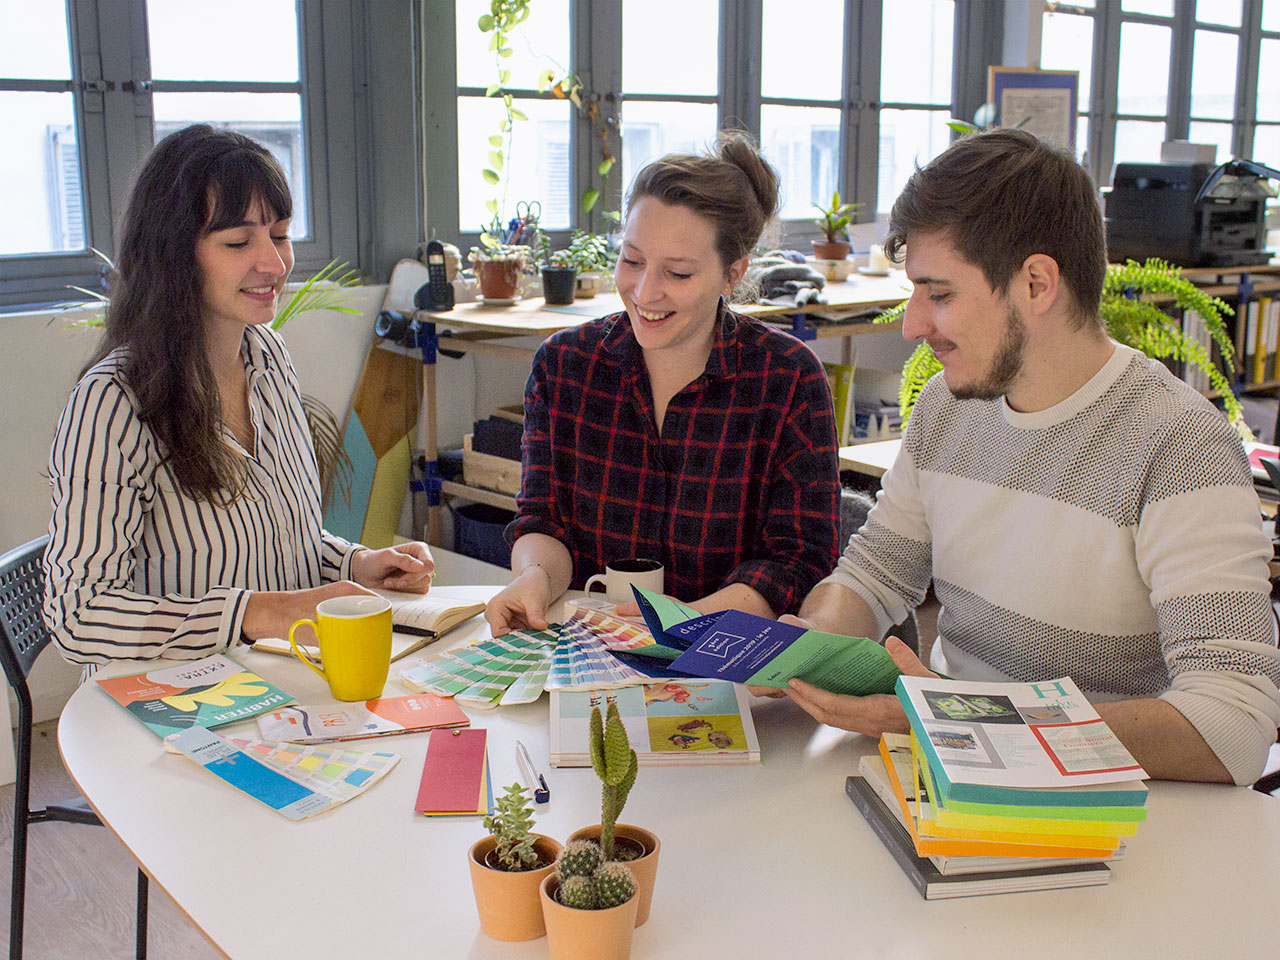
[241,580,379,642]
[783,636,937,737]
[351,542,435,594]
[484,566,554,636]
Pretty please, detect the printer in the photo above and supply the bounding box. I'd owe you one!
[1104,158,1275,267]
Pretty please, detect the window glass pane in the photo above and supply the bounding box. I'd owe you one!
[759,105,841,221]
[1259,39,1280,122]
[1190,30,1238,119]
[1041,11,1093,104]
[1113,118,1167,164]
[1076,115,1090,165]
[1117,22,1170,115]
[1121,0,1173,15]
[0,91,82,255]
[619,101,718,203]
[1256,125,1280,167]
[457,95,571,234]
[2,2,72,79]
[1265,0,1280,32]
[1187,122,1231,162]
[761,0,843,101]
[1195,0,1242,27]
[152,93,308,239]
[877,109,951,215]
[454,0,570,90]
[622,0,717,96]
[881,0,954,105]
[147,0,299,82]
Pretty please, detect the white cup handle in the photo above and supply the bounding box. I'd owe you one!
[584,574,606,594]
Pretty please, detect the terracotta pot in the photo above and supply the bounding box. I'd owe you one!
[468,834,562,941]
[566,823,660,926]
[811,240,851,261]
[540,873,639,960]
[475,258,522,300]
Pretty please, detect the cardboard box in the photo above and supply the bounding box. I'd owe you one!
[462,434,521,496]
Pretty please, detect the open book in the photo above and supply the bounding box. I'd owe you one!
[253,590,487,664]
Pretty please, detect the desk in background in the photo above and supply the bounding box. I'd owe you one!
[409,271,913,545]
[59,588,1280,959]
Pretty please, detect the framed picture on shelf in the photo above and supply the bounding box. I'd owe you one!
[988,66,1079,152]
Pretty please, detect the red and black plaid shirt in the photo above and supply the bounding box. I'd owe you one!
[507,300,840,615]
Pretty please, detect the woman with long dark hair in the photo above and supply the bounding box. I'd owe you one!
[44,124,433,671]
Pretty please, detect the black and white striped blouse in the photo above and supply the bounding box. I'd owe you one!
[43,325,359,670]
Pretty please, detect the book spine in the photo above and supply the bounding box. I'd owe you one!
[845,776,930,899]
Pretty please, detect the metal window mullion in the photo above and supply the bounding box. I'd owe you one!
[718,0,760,137]
[146,80,302,94]
[952,0,1003,136]
[299,0,337,271]
[1236,0,1263,159]
[847,0,879,221]
[577,0,621,230]
[425,0,461,241]
[1166,0,1195,141]
[1093,1,1121,184]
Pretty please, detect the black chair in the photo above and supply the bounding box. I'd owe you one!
[0,536,149,959]
[839,488,920,654]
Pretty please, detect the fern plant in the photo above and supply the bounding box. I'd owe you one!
[874,258,1244,428]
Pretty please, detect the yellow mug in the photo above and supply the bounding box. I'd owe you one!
[288,595,393,701]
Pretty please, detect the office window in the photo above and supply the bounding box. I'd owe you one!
[0,3,82,256]
[1,0,358,309]
[1041,1,1280,189]
[437,0,969,249]
[618,0,719,204]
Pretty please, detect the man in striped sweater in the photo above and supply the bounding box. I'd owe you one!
[774,130,1280,785]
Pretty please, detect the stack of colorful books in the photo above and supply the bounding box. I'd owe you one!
[848,674,1149,899]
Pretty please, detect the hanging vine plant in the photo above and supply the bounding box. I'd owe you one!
[874,258,1244,430]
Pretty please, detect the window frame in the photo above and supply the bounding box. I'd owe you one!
[0,0,366,310]
[433,0,997,255]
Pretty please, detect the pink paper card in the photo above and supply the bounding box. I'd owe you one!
[415,728,488,813]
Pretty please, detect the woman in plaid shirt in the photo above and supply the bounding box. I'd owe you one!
[485,132,840,637]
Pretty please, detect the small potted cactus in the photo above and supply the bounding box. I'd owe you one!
[539,840,640,960]
[565,699,661,926]
[468,782,562,941]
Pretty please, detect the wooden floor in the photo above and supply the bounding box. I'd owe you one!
[0,720,222,960]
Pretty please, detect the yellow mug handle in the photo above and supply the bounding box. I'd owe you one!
[288,618,329,684]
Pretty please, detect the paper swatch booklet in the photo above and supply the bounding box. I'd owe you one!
[256,693,469,743]
[166,728,399,821]
[96,654,293,738]
[625,586,902,695]
[549,680,760,767]
[253,590,487,664]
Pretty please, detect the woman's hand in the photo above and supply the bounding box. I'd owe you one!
[241,581,379,642]
[351,542,435,593]
[484,566,554,636]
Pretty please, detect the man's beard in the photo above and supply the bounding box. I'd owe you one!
[948,306,1027,401]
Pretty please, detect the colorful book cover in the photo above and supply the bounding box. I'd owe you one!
[631,586,901,695]
[896,674,1148,804]
[549,680,760,767]
[97,654,294,738]
[165,728,399,821]
[256,693,469,743]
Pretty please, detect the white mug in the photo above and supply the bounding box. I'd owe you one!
[583,559,664,604]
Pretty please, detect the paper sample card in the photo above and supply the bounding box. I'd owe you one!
[415,728,492,816]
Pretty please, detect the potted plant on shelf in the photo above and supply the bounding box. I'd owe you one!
[539,233,578,306]
[561,229,615,299]
[470,231,531,303]
[539,841,639,960]
[468,782,562,941]
[812,189,860,261]
[564,699,660,926]
[874,257,1247,434]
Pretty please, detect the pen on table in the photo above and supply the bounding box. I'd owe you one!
[515,739,550,803]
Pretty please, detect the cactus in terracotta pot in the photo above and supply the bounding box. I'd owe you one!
[554,841,636,910]
[483,782,542,871]
[589,700,638,861]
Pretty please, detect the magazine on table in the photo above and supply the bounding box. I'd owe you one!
[256,693,469,743]
[549,680,760,767]
[896,674,1149,804]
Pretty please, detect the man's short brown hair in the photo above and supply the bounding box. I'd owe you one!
[884,129,1107,325]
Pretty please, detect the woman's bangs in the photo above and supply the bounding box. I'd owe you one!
[203,149,293,232]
